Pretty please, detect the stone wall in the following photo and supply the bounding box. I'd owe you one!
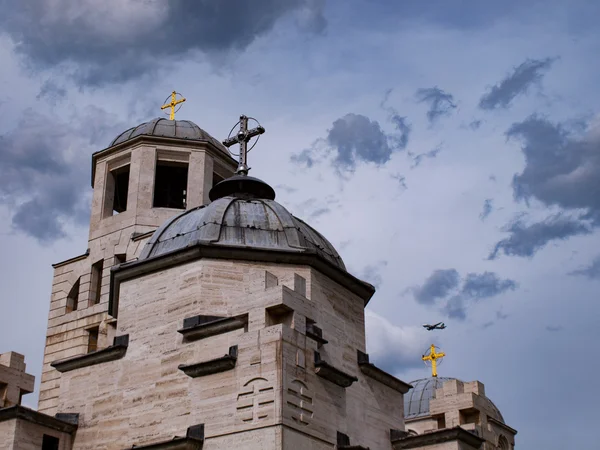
[49,258,404,449]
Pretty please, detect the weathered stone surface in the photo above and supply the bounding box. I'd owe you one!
[0,352,34,408]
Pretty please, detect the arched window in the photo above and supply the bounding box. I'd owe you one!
[66,278,80,313]
[497,435,509,450]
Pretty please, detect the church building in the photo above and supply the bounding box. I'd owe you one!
[0,96,516,449]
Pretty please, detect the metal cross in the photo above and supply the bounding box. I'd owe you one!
[422,344,445,378]
[161,91,186,120]
[222,115,265,176]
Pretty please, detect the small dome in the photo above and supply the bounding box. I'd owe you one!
[109,118,228,154]
[139,195,346,271]
[404,377,504,423]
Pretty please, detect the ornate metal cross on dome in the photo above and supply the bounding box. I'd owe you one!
[161,91,186,120]
[222,115,265,176]
[422,344,445,378]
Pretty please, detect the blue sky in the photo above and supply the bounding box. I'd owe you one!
[1,1,599,447]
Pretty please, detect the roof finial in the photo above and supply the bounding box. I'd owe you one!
[222,115,265,176]
[422,344,445,378]
[161,91,186,120]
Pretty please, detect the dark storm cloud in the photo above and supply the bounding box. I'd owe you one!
[488,213,592,260]
[461,272,517,299]
[292,111,409,172]
[412,269,517,320]
[413,269,460,305]
[491,115,600,258]
[415,87,457,124]
[479,58,556,110]
[507,115,600,214]
[327,114,400,169]
[0,108,124,242]
[480,199,493,221]
[569,255,600,280]
[0,0,325,86]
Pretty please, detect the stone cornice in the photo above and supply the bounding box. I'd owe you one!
[52,249,90,268]
[126,424,204,449]
[391,427,484,449]
[0,405,78,434]
[488,416,518,435]
[50,335,129,373]
[109,244,375,318]
[314,351,358,388]
[91,135,237,187]
[356,350,412,394]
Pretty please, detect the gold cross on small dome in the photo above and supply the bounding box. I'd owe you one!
[161,91,186,120]
[422,344,445,377]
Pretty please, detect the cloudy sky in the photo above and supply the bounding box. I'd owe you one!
[1,1,599,447]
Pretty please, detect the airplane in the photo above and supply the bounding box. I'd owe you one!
[422,322,446,331]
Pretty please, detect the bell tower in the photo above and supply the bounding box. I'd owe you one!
[38,97,237,414]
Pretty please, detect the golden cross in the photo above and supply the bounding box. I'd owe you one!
[422,344,445,378]
[161,91,186,120]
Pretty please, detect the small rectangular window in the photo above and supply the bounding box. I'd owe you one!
[87,327,99,353]
[42,434,60,450]
[66,278,80,313]
[90,260,104,306]
[153,161,188,209]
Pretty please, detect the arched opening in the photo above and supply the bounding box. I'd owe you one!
[498,435,509,450]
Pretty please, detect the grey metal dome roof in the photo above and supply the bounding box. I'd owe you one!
[139,196,346,270]
[404,377,504,423]
[109,118,228,153]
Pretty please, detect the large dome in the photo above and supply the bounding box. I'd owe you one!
[404,377,504,423]
[109,118,228,153]
[139,190,346,271]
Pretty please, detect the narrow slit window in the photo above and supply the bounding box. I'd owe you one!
[87,327,99,353]
[66,278,80,313]
[111,165,130,215]
[153,161,188,209]
[90,260,103,306]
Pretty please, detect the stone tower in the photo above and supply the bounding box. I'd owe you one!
[38,118,238,415]
[25,115,413,449]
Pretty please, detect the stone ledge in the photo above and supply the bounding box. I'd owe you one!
[337,431,369,450]
[306,323,328,346]
[178,315,247,342]
[356,350,412,394]
[126,424,204,449]
[52,249,90,268]
[314,352,358,388]
[178,346,238,378]
[50,335,129,373]
[0,405,78,434]
[391,427,484,449]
